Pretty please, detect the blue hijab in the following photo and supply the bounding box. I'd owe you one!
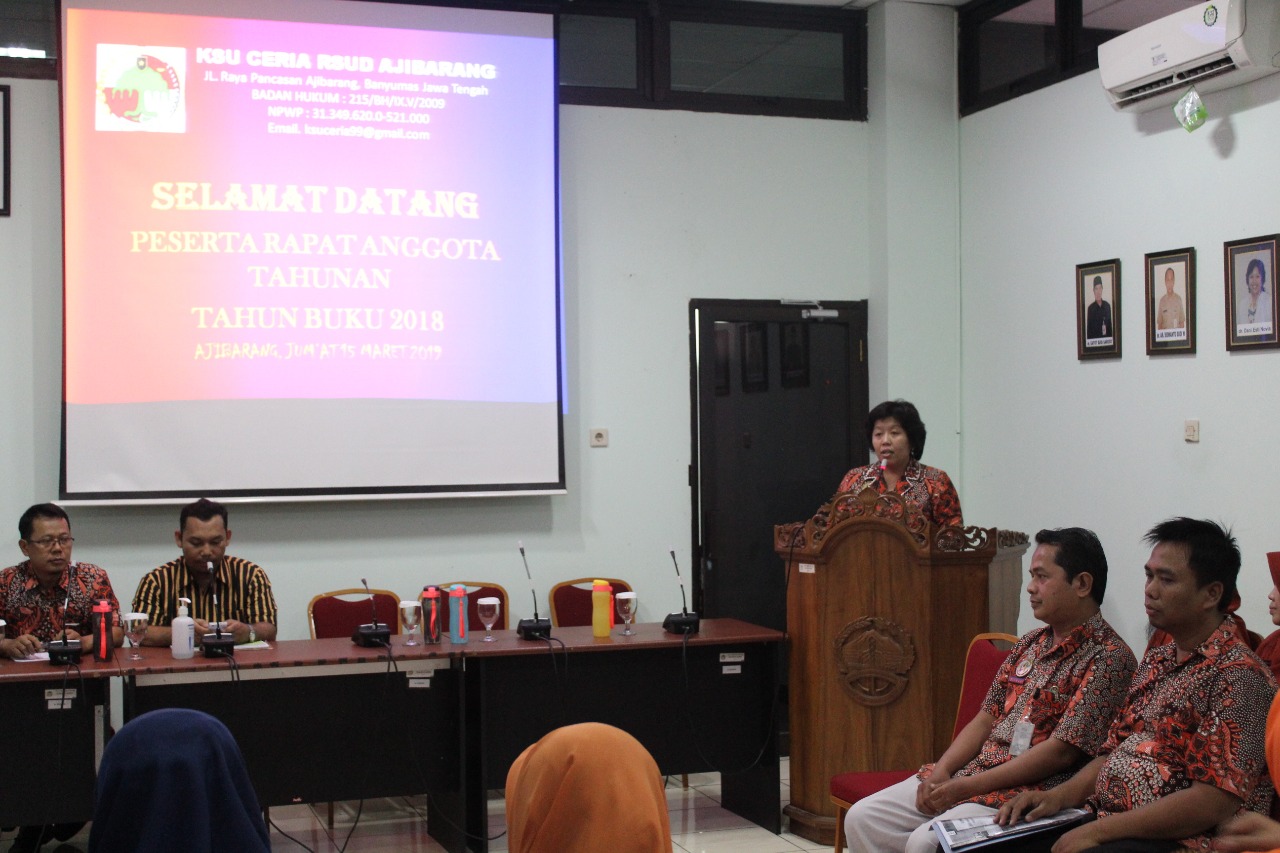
[89,708,270,853]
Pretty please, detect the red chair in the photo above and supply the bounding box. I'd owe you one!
[434,582,509,633]
[548,578,633,627]
[307,588,402,639]
[829,632,1017,853]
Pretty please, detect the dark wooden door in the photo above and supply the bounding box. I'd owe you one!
[689,299,868,632]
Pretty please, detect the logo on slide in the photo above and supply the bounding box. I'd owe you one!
[95,44,186,133]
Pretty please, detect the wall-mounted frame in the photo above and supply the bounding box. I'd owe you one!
[1,85,10,217]
[1224,234,1279,351]
[1145,247,1195,356]
[1076,258,1121,360]
[740,322,768,392]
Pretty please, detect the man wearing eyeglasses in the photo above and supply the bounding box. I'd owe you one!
[0,502,122,659]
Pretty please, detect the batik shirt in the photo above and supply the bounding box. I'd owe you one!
[919,612,1137,807]
[1091,615,1276,851]
[0,561,121,639]
[837,459,963,528]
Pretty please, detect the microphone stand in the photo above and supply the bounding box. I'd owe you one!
[662,550,700,635]
[48,564,84,665]
[354,576,391,647]
[515,542,552,640]
[202,563,235,658]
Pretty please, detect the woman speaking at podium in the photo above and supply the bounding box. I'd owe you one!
[836,399,963,529]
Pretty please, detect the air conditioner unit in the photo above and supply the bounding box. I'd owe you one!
[1098,0,1280,112]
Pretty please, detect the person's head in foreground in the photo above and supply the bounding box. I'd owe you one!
[89,708,269,853]
[505,722,672,853]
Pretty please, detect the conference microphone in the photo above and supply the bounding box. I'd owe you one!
[662,549,700,635]
[48,563,83,665]
[515,541,552,640]
[353,576,391,647]
[202,564,235,658]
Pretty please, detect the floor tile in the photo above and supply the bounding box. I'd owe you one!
[672,826,807,853]
[17,762,799,853]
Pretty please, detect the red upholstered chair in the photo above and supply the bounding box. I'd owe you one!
[434,582,510,633]
[548,578,633,627]
[828,632,1017,853]
[307,588,402,639]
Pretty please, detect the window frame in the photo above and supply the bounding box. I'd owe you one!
[958,0,1096,116]
[2,0,865,118]
[652,1,866,121]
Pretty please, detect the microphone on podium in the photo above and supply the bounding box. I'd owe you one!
[662,549,700,635]
[48,563,84,665]
[353,576,391,647]
[202,563,236,657]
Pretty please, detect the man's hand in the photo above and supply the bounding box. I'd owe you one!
[195,618,249,644]
[916,768,950,814]
[1212,811,1280,852]
[996,788,1066,826]
[924,775,975,814]
[1,633,46,659]
[222,619,250,644]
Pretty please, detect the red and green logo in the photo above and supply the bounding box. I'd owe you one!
[103,54,181,124]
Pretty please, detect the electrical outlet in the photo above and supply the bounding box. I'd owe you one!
[1184,419,1199,443]
[589,428,609,448]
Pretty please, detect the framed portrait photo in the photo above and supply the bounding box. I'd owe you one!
[1076,259,1121,360]
[1144,247,1195,355]
[1224,234,1279,350]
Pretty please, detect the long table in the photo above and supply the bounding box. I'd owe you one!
[0,662,111,827]
[0,619,783,853]
[456,619,783,851]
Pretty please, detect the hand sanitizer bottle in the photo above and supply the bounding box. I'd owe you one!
[171,597,195,659]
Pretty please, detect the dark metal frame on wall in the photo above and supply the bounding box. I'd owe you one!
[559,0,867,120]
[1,85,10,217]
[958,0,1116,115]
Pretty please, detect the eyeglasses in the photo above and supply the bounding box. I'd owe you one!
[27,536,74,550]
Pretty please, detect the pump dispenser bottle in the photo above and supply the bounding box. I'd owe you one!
[171,597,195,659]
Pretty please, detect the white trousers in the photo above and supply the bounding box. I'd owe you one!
[843,775,999,853]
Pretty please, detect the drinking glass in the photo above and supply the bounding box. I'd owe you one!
[477,597,501,642]
[615,592,637,636]
[399,600,422,647]
[124,612,149,660]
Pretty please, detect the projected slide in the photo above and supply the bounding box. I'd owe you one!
[61,0,562,499]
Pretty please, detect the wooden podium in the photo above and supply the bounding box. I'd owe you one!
[776,488,1001,845]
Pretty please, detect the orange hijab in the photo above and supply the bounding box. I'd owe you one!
[505,723,672,853]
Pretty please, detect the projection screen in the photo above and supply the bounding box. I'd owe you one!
[60,0,563,501]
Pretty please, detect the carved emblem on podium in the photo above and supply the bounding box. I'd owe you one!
[814,490,931,547]
[833,616,915,706]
